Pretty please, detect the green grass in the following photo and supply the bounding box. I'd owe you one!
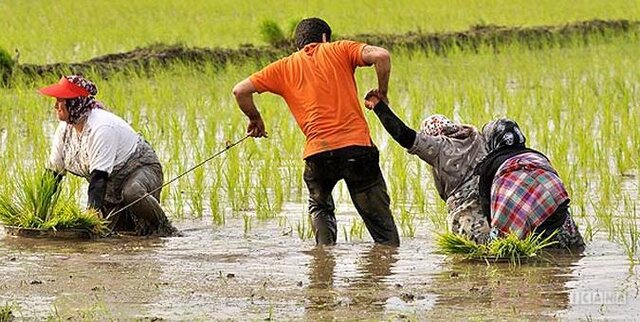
[260,19,288,46]
[0,170,108,235]
[435,231,558,263]
[0,45,13,86]
[0,303,13,322]
[1,0,639,64]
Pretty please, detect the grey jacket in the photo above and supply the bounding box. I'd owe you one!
[408,126,491,243]
[407,126,486,201]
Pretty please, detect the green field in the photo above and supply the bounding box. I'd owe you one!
[1,30,638,244]
[1,0,639,63]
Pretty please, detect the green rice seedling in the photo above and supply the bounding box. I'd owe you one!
[582,218,596,243]
[0,170,107,234]
[189,158,205,219]
[399,207,416,238]
[342,225,349,242]
[169,187,185,219]
[260,19,286,46]
[209,185,225,226]
[615,204,639,264]
[349,217,365,241]
[388,146,410,205]
[243,214,252,236]
[408,161,428,215]
[591,198,616,241]
[224,146,251,214]
[0,45,13,86]
[616,222,639,264]
[0,303,14,322]
[427,202,448,232]
[270,154,285,212]
[295,214,313,240]
[435,231,558,264]
[255,186,275,220]
[41,207,108,236]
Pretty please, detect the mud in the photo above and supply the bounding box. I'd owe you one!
[11,19,639,82]
[1,205,639,320]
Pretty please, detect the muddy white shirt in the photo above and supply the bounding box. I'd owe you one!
[47,109,138,178]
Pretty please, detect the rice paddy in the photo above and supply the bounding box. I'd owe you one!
[0,0,639,319]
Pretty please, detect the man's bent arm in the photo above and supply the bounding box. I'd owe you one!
[362,45,391,99]
[232,78,267,137]
[233,78,261,120]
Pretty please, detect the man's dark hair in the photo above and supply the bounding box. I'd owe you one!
[294,18,332,49]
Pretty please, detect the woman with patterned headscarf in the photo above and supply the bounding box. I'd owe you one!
[39,75,178,236]
[475,118,584,249]
[364,89,490,243]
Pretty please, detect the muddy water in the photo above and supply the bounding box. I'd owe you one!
[1,206,639,320]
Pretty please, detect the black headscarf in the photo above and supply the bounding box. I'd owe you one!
[483,118,527,152]
[474,118,546,218]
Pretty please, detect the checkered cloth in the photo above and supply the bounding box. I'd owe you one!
[490,152,569,238]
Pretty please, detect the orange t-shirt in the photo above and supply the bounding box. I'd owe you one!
[250,40,373,159]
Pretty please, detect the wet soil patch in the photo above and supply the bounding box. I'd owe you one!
[10,19,639,82]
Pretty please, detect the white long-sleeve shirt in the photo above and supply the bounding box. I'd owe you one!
[47,109,138,178]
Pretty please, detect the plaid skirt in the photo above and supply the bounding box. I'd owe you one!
[490,153,570,238]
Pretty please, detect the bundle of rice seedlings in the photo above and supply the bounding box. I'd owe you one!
[0,302,14,322]
[0,170,108,236]
[436,231,558,263]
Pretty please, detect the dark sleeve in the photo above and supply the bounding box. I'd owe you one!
[46,169,64,184]
[45,169,64,193]
[372,100,417,149]
[87,170,109,210]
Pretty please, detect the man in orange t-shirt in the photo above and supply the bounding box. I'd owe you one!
[232,17,399,246]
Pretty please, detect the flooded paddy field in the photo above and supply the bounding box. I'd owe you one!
[1,203,639,320]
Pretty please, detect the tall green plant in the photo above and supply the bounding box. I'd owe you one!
[0,46,13,86]
[260,19,286,46]
[0,170,107,235]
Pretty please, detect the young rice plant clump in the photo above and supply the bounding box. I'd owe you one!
[436,231,558,264]
[0,170,108,235]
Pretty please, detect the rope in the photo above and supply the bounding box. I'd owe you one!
[105,134,251,220]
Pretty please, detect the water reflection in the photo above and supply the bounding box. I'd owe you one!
[304,245,398,320]
[424,252,582,319]
[0,235,165,319]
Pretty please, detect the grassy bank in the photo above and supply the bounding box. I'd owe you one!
[1,0,639,64]
[9,19,639,82]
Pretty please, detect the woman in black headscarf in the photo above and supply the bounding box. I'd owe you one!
[475,118,584,249]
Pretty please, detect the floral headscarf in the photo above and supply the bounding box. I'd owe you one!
[482,118,526,153]
[420,114,462,136]
[64,75,104,124]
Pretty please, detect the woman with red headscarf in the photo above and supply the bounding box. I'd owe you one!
[39,75,178,236]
